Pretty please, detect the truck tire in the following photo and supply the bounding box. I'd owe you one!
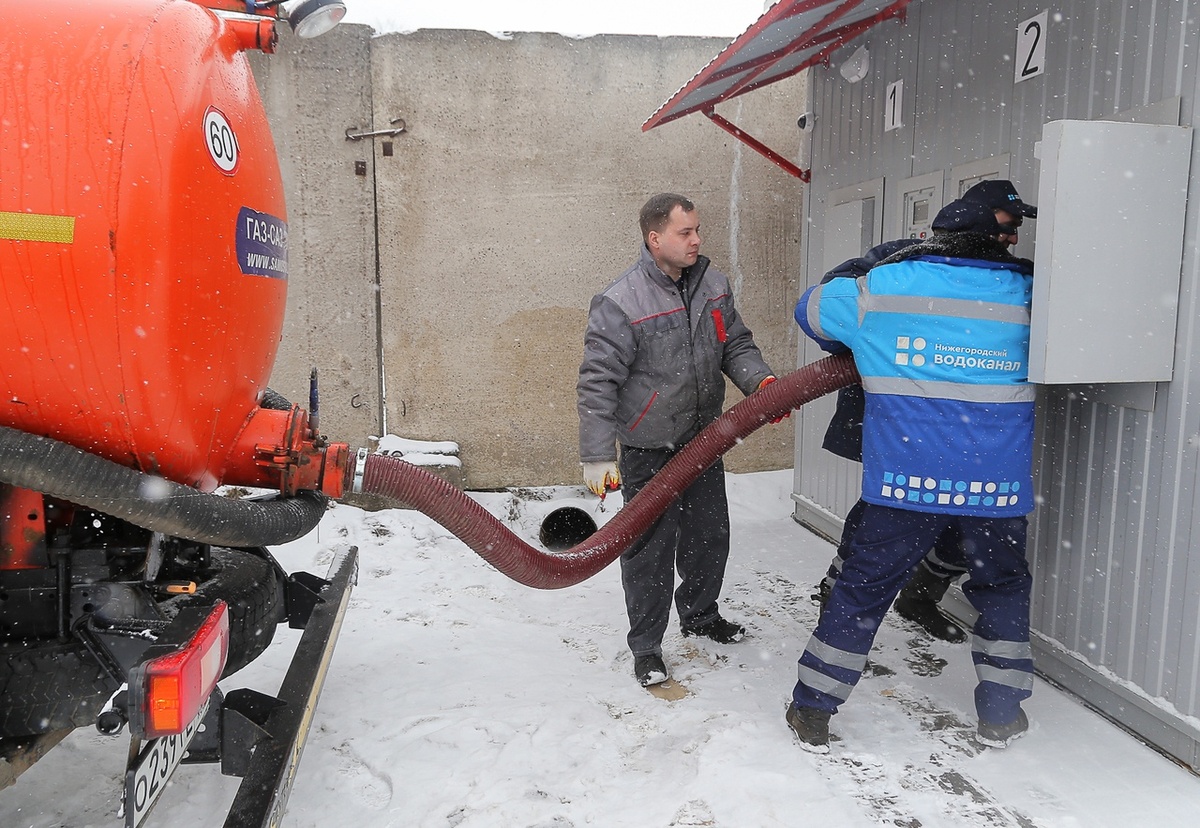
[0,547,285,737]
[159,546,286,677]
[0,641,116,737]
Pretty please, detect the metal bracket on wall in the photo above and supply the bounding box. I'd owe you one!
[345,117,407,141]
[702,109,810,182]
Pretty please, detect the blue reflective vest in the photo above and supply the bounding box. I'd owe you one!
[797,252,1034,518]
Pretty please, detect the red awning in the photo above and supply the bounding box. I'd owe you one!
[643,0,913,133]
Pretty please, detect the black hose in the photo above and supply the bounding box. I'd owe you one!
[0,425,327,547]
[261,387,294,411]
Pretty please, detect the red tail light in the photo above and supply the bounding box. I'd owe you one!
[133,601,229,738]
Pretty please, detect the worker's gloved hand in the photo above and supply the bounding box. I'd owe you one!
[582,461,621,497]
[757,375,791,424]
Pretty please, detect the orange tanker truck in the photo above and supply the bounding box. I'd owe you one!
[0,1,355,825]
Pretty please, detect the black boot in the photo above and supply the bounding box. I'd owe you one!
[785,703,831,753]
[634,653,669,686]
[682,615,746,644]
[893,565,966,643]
[811,579,832,620]
[977,708,1029,748]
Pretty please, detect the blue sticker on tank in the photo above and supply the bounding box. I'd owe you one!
[236,207,288,279]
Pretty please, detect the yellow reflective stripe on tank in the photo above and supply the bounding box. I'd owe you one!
[0,211,76,243]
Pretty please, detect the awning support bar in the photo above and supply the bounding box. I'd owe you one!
[702,109,810,182]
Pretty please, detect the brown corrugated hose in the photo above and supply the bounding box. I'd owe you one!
[354,353,859,589]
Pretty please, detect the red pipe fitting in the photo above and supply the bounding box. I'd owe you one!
[222,405,350,497]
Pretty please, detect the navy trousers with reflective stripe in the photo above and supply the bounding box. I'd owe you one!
[823,497,970,589]
[794,504,1033,725]
[618,446,729,657]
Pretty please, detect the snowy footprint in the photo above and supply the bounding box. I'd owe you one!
[669,798,717,826]
[332,741,394,811]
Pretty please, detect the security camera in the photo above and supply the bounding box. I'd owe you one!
[797,112,815,131]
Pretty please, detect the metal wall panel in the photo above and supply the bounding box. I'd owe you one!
[1024,0,1200,720]
[795,14,923,536]
[795,0,1200,764]
[912,2,1013,171]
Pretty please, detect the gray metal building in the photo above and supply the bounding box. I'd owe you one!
[649,0,1200,770]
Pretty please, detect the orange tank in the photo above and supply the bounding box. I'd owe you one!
[0,0,335,492]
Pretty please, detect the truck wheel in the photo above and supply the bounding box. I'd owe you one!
[0,547,285,737]
[160,546,286,677]
[0,641,117,737]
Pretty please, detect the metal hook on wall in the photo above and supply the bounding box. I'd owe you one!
[345,117,407,141]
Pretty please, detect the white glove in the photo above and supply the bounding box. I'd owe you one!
[582,461,621,497]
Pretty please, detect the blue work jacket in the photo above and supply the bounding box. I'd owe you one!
[796,233,1035,518]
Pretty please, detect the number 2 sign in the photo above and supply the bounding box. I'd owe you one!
[1015,10,1048,83]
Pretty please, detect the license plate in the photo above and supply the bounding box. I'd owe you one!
[124,697,210,828]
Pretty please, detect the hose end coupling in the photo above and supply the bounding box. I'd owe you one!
[352,446,370,494]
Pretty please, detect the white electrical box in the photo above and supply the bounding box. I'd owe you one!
[888,171,943,242]
[1029,119,1192,384]
[902,186,936,240]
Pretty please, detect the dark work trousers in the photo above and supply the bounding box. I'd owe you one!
[794,504,1033,726]
[821,384,969,592]
[823,497,970,590]
[617,445,730,657]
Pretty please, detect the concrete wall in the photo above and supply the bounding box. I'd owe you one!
[250,26,382,446]
[257,25,805,489]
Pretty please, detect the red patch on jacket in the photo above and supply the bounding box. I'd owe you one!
[712,308,727,343]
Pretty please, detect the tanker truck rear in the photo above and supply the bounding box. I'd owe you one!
[0,1,356,825]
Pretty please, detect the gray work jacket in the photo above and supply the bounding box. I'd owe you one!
[577,245,774,462]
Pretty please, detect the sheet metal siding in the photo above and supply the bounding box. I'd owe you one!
[796,14,921,522]
[797,0,1200,719]
[912,2,1013,169]
[814,15,921,193]
[795,350,861,527]
[1160,43,1200,712]
[1170,6,1200,715]
[1179,51,1200,714]
[1027,0,1200,715]
[1031,394,1157,678]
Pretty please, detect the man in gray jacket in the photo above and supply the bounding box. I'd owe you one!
[577,193,778,687]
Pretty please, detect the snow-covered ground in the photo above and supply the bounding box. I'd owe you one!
[2,469,1199,827]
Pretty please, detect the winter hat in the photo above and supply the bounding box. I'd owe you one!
[961,179,1038,219]
[930,199,1004,236]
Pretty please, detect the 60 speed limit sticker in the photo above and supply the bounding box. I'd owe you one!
[203,106,240,175]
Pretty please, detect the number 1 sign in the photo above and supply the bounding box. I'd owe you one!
[884,79,903,132]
